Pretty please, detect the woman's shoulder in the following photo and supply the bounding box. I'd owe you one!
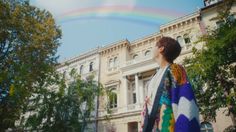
[168,63,188,85]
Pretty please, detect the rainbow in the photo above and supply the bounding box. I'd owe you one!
[56,5,185,25]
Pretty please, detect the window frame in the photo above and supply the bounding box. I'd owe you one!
[108,89,118,109]
[144,50,151,56]
[133,54,138,60]
[114,57,118,67]
[183,34,191,44]
[89,62,94,72]
[80,65,84,74]
[176,36,185,47]
[200,122,214,132]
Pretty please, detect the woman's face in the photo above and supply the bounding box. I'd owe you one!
[152,45,164,61]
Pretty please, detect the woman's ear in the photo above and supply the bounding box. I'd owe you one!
[159,46,164,53]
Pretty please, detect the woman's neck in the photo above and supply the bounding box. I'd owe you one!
[156,56,171,68]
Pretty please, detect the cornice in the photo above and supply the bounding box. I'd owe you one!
[99,39,130,55]
[57,48,99,69]
[160,11,200,33]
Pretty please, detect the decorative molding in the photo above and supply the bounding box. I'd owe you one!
[104,80,121,88]
[130,32,161,48]
[99,40,130,55]
[57,48,99,69]
[160,11,200,33]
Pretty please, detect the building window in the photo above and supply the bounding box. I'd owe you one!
[109,58,113,68]
[131,83,136,104]
[132,93,136,104]
[228,14,235,23]
[176,36,184,47]
[106,123,116,132]
[183,34,191,44]
[216,20,224,28]
[114,57,118,67]
[128,122,138,132]
[108,89,117,109]
[89,62,93,72]
[80,65,84,74]
[63,70,67,78]
[201,122,214,132]
[109,92,117,108]
[145,50,151,56]
[108,57,119,69]
[133,54,138,60]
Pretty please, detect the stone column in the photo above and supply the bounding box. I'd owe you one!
[139,80,144,106]
[135,74,140,104]
[122,76,128,112]
[138,121,142,132]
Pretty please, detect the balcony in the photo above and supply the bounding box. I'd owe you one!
[127,103,142,111]
[107,66,120,75]
[108,66,118,72]
[124,56,153,68]
[120,56,157,76]
[97,104,142,118]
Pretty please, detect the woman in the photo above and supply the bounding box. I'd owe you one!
[140,37,200,132]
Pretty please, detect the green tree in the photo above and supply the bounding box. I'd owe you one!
[23,69,102,132]
[0,0,61,130]
[184,0,236,127]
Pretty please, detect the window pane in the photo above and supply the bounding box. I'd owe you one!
[183,34,191,44]
[89,62,93,71]
[200,122,214,132]
[80,65,84,74]
[216,20,224,28]
[208,129,214,132]
[176,36,184,46]
[109,58,113,68]
[133,93,136,104]
[109,91,117,108]
[114,57,118,66]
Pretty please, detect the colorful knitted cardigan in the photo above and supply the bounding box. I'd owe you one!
[141,64,200,132]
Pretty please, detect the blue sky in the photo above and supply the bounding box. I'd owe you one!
[30,0,204,62]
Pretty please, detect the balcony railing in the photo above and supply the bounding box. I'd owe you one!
[108,66,118,72]
[97,104,142,117]
[124,56,153,67]
[127,103,142,111]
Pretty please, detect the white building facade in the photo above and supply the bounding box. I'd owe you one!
[57,48,100,131]
[57,0,236,132]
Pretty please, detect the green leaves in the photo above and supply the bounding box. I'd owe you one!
[184,3,236,124]
[0,0,61,130]
[24,70,102,132]
[0,1,102,131]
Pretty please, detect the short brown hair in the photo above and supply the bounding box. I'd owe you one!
[156,37,181,63]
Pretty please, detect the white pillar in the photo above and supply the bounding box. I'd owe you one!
[124,122,129,132]
[123,76,128,112]
[138,121,142,132]
[135,74,140,104]
[139,80,144,105]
